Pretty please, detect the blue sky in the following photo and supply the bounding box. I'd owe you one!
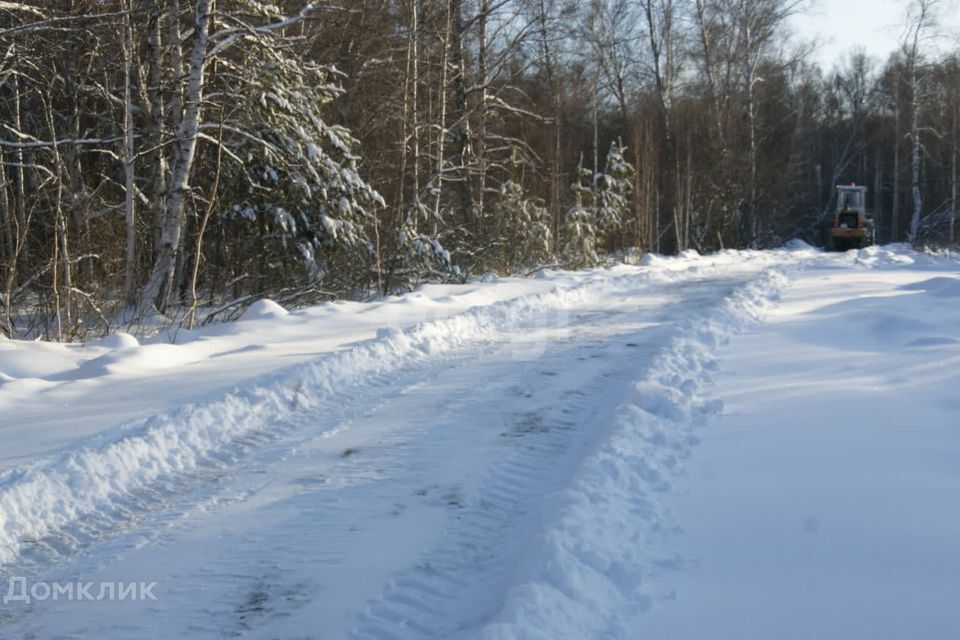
[792,0,960,71]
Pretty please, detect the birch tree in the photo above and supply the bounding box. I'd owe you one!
[903,0,940,244]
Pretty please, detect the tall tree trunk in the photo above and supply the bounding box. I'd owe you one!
[745,29,762,247]
[411,0,421,231]
[909,62,923,244]
[45,96,72,340]
[535,0,561,252]
[892,84,901,242]
[141,0,212,313]
[747,78,758,245]
[397,0,423,240]
[0,162,10,266]
[146,6,169,257]
[13,59,27,274]
[187,104,224,329]
[873,152,883,241]
[685,129,693,249]
[396,16,411,231]
[672,137,683,251]
[122,0,137,301]
[642,0,676,251]
[694,0,727,155]
[903,0,935,244]
[475,0,489,233]
[952,95,957,245]
[0,161,12,337]
[449,0,472,228]
[432,0,452,237]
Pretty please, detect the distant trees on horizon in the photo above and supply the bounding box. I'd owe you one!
[1,0,957,340]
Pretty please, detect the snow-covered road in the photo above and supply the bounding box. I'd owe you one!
[1,245,958,639]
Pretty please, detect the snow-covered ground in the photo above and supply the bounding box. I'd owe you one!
[634,247,960,640]
[0,245,958,639]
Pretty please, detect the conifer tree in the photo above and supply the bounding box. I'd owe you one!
[595,139,635,251]
[496,179,553,270]
[562,161,600,268]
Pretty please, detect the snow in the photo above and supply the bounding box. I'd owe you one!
[632,248,960,640]
[901,275,960,298]
[1,245,958,638]
[90,332,141,351]
[478,268,792,640]
[240,299,290,321]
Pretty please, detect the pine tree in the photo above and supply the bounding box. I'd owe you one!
[496,179,553,270]
[562,161,600,269]
[595,139,635,252]
[215,33,386,296]
[394,195,459,287]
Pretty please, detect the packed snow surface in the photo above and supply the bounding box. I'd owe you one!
[0,245,958,639]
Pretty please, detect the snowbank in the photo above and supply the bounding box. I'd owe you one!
[901,276,960,297]
[92,332,140,350]
[240,299,289,321]
[0,265,701,569]
[479,268,792,639]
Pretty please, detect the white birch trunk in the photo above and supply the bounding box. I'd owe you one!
[122,0,137,300]
[476,0,489,232]
[892,88,901,241]
[909,62,923,244]
[411,0,420,231]
[433,0,452,236]
[952,98,957,244]
[141,0,212,312]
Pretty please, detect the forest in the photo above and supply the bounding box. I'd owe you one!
[1,0,957,340]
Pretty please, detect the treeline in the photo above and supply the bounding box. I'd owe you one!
[1,0,957,339]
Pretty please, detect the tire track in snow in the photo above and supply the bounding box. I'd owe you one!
[0,251,800,637]
[349,268,793,639]
[0,262,747,583]
[4,362,450,584]
[0,276,603,574]
[478,268,792,640]
[338,309,672,639]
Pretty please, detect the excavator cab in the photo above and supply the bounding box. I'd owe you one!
[826,184,874,251]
